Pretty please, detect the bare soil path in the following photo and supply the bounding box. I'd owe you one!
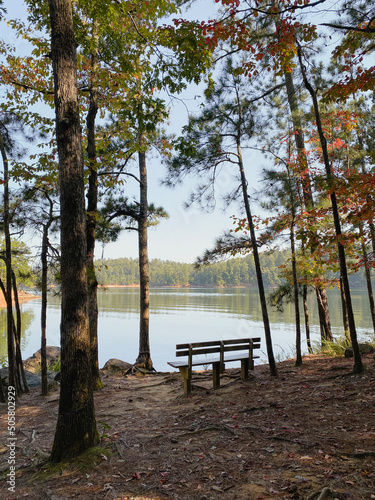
[1,354,375,499]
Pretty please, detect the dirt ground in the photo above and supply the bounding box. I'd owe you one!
[1,354,375,500]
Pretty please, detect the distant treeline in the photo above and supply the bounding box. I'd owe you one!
[95,252,371,289]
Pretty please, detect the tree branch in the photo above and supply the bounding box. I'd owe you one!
[98,171,141,183]
[321,21,375,33]
[10,80,54,95]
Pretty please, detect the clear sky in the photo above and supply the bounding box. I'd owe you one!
[96,0,269,264]
[2,0,268,264]
[100,137,266,264]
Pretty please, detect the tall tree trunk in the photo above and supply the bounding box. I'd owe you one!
[0,129,17,396]
[283,69,333,343]
[12,271,29,393]
[286,164,302,366]
[297,45,363,374]
[291,219,302,366]
[273,0,332,343]
[41,224,49,396]
[0,276,22,393]
[86,21,103,391]
[316,288,333,342]
[339,275,350,340]
[354,102,375,262]
[49,0,98,462]
[273,0,332,340]
[237,140,277,376]
[302,284,312,353]
[41,192,56,396]
[136,149,153,370]
[369,222,375,255]
[359,222,375,333]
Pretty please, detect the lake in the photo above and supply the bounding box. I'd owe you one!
[0,287,374,371]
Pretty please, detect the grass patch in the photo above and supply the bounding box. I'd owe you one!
[313,334,375,358]
[33,358,61,374]
[312,336,351,357]
[28,446,111,482]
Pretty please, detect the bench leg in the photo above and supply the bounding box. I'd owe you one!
[213,362,220,389]
[179,367,192,395]
[241,358,249,381]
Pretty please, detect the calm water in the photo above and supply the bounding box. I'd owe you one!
[0,287,374,371]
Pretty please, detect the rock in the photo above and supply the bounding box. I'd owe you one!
[101,358,133,373]
[24,346,61,373]
[344,343,375,358]
[0,368,58,391]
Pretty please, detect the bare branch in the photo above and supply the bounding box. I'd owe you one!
[321,20,375,33]
[10,80,54,95]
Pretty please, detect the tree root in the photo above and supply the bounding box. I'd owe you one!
[307,487,332,500]
[179,425,236,437]
[347,451,375,458]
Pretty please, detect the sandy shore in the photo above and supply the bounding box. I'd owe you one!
[0,290,40,308]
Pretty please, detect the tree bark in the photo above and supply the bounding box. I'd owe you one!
[339,275,350,340]
[0,128,17,396]
[359,222,375,333]
[291,223,302,366]
[283,69,333,343]
[86,21,103,391]
[297,45,363,374]
[40,209,53,396]
[237,140,277,376]
[136,149,153,370]
[48,0,98,462]
[41,223,48,396]
[12,271,29,393]
[273,0,333,341]
[316,288,333,342]
[302,284,312,353]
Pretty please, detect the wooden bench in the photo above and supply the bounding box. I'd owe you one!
[168,337,261,395]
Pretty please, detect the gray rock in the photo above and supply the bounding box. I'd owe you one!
[101,358,133,373]
[0,368,58,390]
[24,346,61,373]
[344,343,375,358]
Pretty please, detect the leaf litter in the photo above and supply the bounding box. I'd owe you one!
[0,354,374,499]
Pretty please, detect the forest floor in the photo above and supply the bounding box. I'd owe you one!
[1,354,375,500]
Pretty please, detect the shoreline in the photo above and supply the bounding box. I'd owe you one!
[98,284,254,289]
[0,291,40,309]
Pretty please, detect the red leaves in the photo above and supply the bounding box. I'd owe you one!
[326,66,375,102]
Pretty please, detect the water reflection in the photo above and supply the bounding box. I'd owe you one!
[96,287,373,330]
[0,308,35,366]
[1,287,374,372]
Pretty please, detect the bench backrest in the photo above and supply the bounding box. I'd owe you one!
[175,337,261,367]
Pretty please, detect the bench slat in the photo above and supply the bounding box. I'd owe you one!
[176,340,222,350]
[168,353,261,369]
[176,346,222,357]
[176,344,260,357]
[222,337,261,345]
[176,337,261,351]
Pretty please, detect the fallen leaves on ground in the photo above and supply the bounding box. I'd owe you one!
[0,354,374,499]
